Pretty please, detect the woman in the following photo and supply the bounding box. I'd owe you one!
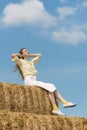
[12,48,76,115]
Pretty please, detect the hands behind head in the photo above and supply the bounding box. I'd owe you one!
[17,53,22,58]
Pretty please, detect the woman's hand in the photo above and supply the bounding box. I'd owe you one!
[29,54,42,58]
[11,53,22,58]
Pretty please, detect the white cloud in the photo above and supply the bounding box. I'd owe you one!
[80,1,87,7]
[57,6,77,19]
[1,0,56,27]
[52,26,87,45]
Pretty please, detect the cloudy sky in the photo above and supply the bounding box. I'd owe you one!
[0,0,87,117]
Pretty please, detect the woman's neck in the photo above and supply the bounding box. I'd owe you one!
[24,57,29,60]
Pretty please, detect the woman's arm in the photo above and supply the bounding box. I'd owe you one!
[11,53,22,59]
[30,54,42,64]
[29,54,42,58]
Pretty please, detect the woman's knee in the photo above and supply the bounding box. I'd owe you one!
[49,92,54,97]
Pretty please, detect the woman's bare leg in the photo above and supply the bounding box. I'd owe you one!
[54,90,68,104]
[48,92,59,111]
[48,92,65,115]
[49,92,56,105]
[54,90,76,107]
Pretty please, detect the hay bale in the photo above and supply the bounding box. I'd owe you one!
[0,82,52,114]
[0,110,87,130]
[0,82,87,130]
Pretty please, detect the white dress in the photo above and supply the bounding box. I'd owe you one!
[24,75,56,92]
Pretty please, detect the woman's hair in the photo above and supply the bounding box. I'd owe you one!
[13,48,26,79]
[18,48,25,59]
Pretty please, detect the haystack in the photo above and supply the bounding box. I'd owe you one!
[0,82,87,130]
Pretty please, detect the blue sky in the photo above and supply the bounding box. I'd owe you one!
[0,0,87,117]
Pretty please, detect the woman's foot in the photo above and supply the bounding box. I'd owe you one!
[63,102,76,108]
[52,110,65,115]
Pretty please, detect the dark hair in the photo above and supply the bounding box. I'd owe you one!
[18,48,26,59]
[13,48,26,79]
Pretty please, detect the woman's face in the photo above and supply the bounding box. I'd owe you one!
[22,49,30,58]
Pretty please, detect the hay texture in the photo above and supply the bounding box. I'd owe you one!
[0,82,52,114]
[0,110,87,130]
[0,82,87,130]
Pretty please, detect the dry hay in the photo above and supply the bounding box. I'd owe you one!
[0,82,52,115]
[0,82,87,130]
[0,110,87,130]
